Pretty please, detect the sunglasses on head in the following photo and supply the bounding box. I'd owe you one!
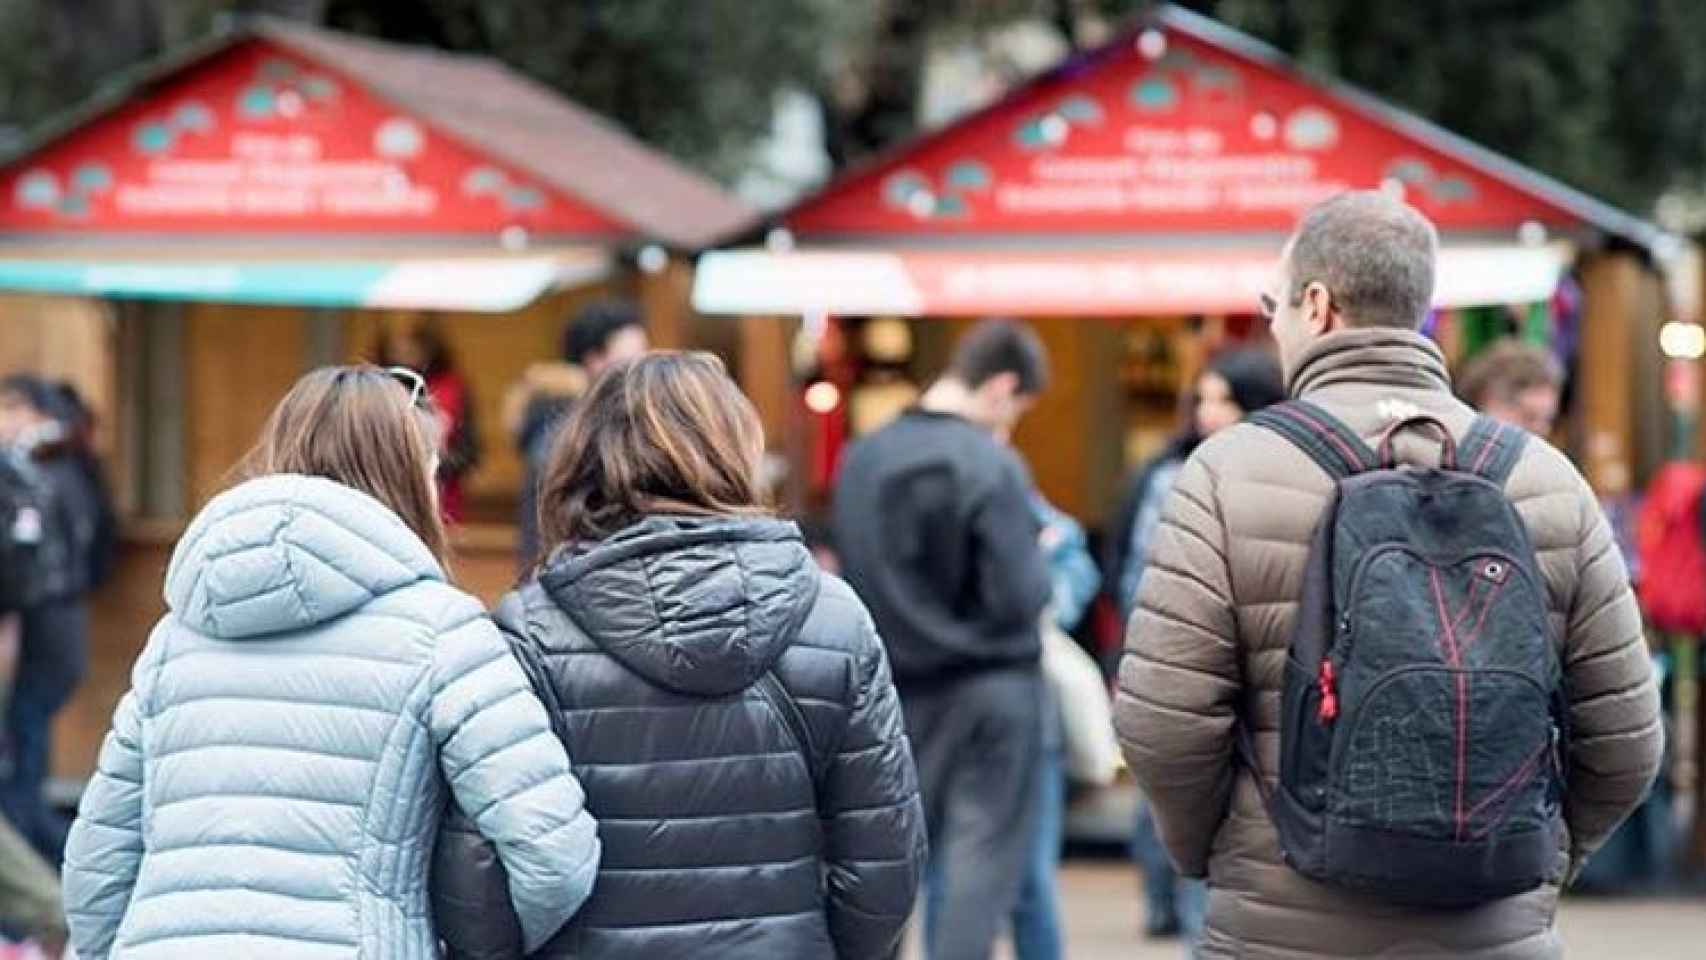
[386,366,428,408]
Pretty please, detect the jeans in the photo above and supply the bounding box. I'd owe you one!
[924,743,1066,960]
[0,602,86,863]
[1009,745,1065,960]
[906,667,1044,960]
[1133,799,1206,950]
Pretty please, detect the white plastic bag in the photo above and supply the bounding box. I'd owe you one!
[1040,617,1121,786]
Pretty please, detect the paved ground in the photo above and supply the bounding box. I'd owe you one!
[906,858,1706,959]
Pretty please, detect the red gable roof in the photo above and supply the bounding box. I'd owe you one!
[783,5,1654,246]
[0,19,750,247]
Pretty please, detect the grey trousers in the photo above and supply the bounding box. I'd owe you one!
[904,666,1044,960]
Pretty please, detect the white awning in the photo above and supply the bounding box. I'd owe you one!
[0,249,612,312]
[692,243,1570,317]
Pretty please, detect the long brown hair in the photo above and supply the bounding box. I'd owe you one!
[538,351,767,549]
[241,366,449,563]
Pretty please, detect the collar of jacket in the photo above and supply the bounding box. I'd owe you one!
[1288,327,1452,400]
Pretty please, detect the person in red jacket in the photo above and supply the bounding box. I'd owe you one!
[376,320,480,523]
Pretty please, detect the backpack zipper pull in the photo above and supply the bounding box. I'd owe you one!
[1317,659,1339,723]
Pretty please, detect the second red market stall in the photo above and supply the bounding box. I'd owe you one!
[696,3,1676,526]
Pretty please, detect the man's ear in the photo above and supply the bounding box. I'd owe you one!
[1305,282,1336,336]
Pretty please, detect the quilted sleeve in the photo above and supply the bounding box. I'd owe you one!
[822,612,927,959]
[430,615,601,952]
[1559,491,1663,875]
[1112,454,1241,878]
[63,640,160,960]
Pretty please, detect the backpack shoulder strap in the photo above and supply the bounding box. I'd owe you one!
[1247,400,1377,481]
[755,670,824,788]
[1459,415,1530,487]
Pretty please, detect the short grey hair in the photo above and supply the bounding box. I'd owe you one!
[1286,191,1439,330]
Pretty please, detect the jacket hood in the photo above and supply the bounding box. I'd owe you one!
[165,474,443,639]
[538,516,820,697]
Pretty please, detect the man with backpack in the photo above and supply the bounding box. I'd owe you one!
[1114,191,1663,958]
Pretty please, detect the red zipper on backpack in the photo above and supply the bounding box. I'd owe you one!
[1317,658,1338,723]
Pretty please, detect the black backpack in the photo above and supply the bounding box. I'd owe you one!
[1241,401,1566,908]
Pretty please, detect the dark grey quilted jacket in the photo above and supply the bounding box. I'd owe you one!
[435,516,926,959]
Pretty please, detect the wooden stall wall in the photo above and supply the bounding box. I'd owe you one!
[0,295,114,455]
[184,304,310,508]
[915,316,1125,526]
[53,533,171,778]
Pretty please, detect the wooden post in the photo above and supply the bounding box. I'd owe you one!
[738,314,801,512]
[638,256,693,351]
[1009,316,1122,524]
[738,315,792,446]
[1575,251,1642,494]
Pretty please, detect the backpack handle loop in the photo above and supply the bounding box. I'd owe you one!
[1377,415,1458,471]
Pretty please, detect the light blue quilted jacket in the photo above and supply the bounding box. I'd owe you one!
[61,474,600,960]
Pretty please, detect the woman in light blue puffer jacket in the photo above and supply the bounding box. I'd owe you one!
[61,366,600,960]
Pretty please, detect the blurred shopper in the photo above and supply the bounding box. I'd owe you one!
[377,320,480,522]
[503,300,648,569]
[45,383,119,591]
[0,375,98,863]
[1457,338,1564,436]
[835,319,1053,960]
[62,366,599,960]
[436,352,925,959]
[1114,191,1662,958]
[0,448,35,781]
[1105,348,1283,946]
[1007,492,1099,960]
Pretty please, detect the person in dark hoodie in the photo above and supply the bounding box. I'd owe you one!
[435,351,926,960]
[834,318,1054,960]
[1104,346,1284,950]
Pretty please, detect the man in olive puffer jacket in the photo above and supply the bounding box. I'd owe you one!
[1114,191,1663,959]
[436,516,927,959]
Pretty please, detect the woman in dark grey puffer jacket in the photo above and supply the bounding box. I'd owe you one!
[435,352,926,959]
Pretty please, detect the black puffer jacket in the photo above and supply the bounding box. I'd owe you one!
[435,516,926,959]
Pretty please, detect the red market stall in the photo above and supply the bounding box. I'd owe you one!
[695,4,1677,526]
[0,17,751,778]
